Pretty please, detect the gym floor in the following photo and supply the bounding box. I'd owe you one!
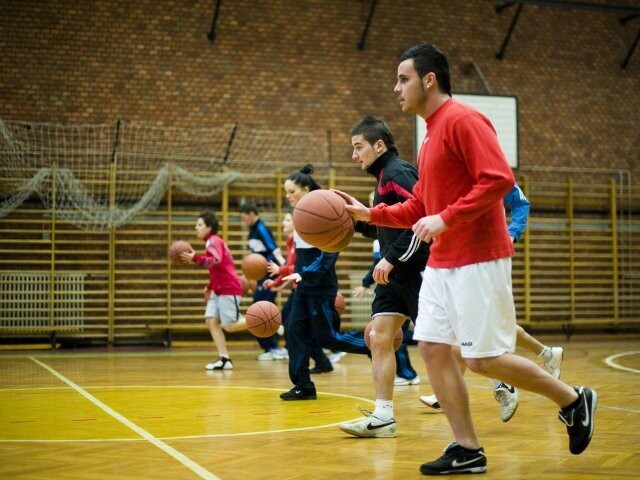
[1,337,638,479]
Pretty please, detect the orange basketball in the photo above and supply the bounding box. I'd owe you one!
[364,321,403,351]
[241,253,268,280]
[322,226,354,253]
[239,274,257,295]
[334,291,346,316]
[292,189,354,251]
[245,301,282,338]
[168,240,193,265]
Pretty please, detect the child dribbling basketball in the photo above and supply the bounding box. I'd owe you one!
[181,211,247,370]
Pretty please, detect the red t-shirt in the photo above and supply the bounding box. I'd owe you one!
[370,98,515,268]
[192,233,243,295]
[271,236,296,288]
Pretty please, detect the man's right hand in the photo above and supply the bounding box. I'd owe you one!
[332,189,371,222]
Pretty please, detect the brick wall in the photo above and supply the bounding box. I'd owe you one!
[1,0,638,181]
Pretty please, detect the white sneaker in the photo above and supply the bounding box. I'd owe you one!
[205,357,233,370]
[419,395,444,413]
[256,351,276,361]
[329,351,347,364]
[394,375,421,386]
[272,347,289,360]
[543,346,564,379]
[339,407,396,438]
[276,324,285,336]
[493,382,519,422]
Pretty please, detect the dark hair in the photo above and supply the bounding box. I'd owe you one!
[239,202,259,215]
[350,116,399,155]
[287,164,322,191]
[199,211,219,234]
[398,44,452,97]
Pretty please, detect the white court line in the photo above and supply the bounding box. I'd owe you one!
[29,357,220,480]
[604,350,640,374]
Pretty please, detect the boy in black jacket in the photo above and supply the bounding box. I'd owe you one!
[340,116,429,437]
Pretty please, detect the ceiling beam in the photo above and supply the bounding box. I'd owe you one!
[207,0,223,44]
[496,3,524,60]
[494,0,640,17]
[493,0,640,67]
[357,0,378,51]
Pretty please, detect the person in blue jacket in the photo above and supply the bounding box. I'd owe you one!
[239,203,288,361]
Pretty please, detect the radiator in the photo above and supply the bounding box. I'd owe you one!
[0,271,85,331]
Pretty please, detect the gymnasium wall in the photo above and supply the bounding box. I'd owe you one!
[1,0,639,181]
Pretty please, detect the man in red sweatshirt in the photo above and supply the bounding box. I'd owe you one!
[336,43,596,476]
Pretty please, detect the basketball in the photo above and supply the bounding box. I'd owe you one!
[168,240,193,265]
[322,226,354,253]
[239,274,257,295]
[292,189,354,251]
[364,321,403,351]
[241,253,268,280]
[245,301,282,338]
[335,291,346,315]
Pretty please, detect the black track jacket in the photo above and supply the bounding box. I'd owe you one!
[355,150,429,277]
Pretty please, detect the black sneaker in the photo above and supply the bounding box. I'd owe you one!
[419,442,487,475]
[558,386,597,454]
[310,365,333,374]
[280,387,317,401]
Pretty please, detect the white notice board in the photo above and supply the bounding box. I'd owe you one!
[415,94,518,168]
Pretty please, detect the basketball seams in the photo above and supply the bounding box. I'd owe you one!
[168,240,192,264]
[246,300,281,337]
[292,189,354,251]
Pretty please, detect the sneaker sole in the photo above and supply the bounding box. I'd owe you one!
[395,378,420,386]
[280,393,317,401]
[205,365,233,370]
[419,398,444,413]
[501,401,518,422]
[339,425,397,438]
[420,465,487,475]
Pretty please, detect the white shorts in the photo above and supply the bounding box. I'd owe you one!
[204,293,242,326]
[413,258,517,359]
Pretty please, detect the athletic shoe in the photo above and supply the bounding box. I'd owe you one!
[493,382,519,422]
[279,387,317,401]
[419,442,487,475]
[256,351,276,361]
[310,364,333,374]
[339,407,396,438]
[543,346,564,379]
[329,351,347,364]
[394,375,420,386]
[272,347,289,360]
[419,394,444,413]
[276,324,285,336]
[205,357,233,370]
[558,386,597,454]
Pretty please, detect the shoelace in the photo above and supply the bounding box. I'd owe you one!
[355,405,375,417]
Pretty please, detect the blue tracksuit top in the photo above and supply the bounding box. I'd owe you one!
[292,230,338,296]
[503,184,530,242]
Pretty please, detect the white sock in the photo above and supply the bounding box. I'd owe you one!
[539,346,552,362]
[373,400,394,421]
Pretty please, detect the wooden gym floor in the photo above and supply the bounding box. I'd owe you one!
[0,337,639,479]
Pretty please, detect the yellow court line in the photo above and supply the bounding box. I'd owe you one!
[29,357,221,480]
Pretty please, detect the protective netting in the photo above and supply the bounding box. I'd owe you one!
[0,119,329,230]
